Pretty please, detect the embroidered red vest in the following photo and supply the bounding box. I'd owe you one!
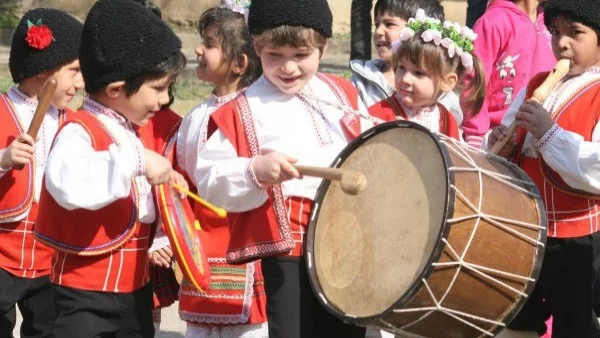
[35,110,141,255]
[136,108,181,156]
[368,95,461,140]
[0,94,35,220]
[209,73,361,264]
[516,72,600,238]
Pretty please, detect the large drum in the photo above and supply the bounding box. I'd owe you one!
[306,121,547,338]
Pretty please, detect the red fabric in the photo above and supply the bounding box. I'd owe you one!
[368,95,461,140]
[26,24,53,50]
[0,203,53,277]
[36,110,139,255]
[151,265,179,309]
[517,72,600,238]
[0,94,35,220]
[209,74,359,264]
[136,108,181,155]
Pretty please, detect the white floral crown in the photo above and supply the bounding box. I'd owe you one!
[391,9,477,72]
[221,0,251,23]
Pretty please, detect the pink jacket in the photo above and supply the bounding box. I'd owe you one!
[462,0,555,147]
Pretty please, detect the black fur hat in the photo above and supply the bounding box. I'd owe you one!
[544,0,600,30]
[9,8,82,83]
[79,0,182,93]
[248,0,333,38]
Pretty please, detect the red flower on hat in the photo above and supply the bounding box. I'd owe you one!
[25,19,53,50]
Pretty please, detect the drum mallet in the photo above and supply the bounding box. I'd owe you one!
[294,165,367,195]
[489,59,570,155]
[14,78,58,170]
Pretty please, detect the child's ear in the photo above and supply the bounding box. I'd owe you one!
[105,81,126,98]
[232,54,249,76]
[439,72,458,92]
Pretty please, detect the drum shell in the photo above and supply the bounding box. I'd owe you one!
[306,121,547,338]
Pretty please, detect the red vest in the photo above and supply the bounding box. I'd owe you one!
[36,110,153,292]
[136,108,181,156]
[368,94,461,140]
[0,94,35,220]
[516,72,600,238]
[209,73,361,264]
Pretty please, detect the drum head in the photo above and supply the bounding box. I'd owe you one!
[307,121,450,319]
[157,184,211,291]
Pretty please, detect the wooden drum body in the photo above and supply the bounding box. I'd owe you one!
[305,121,546,338]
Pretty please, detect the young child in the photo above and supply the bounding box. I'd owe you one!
[487,0,600,336]
[0,8,82,337]
[350,0,464,124]
[176,3,268,338]
[369,8,486,141]
[33,0,186,336]
[193,0,376,337]
[461,0,555,148]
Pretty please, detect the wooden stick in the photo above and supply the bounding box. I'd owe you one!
[489,59,570,155]
[172,183,227,218]
[14,78,58,170]
[295,164,367,195]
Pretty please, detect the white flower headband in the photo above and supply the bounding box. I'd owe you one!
[221,0,251,23]
[390,9,477,72]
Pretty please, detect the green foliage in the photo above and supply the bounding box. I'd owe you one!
[0,1,19,29]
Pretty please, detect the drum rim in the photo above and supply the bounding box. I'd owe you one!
[156,183,211,292]
[305,120,455,324]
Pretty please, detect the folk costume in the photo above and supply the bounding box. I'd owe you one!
[177,92,268,338]
[0,8,81,337]
[368,92,461,140]
[34,0,183,336]
[196,1,375,324]
[496,66,600,337]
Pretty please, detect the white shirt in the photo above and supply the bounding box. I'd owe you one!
[485,68,600,194]
[0,87,61,222]
[194,75,375,212]
[44,98,156,223]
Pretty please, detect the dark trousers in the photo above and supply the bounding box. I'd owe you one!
[52,282,154,338]
[0,268,54,338]
[508,233,600,338]
[350,0,373,61]
[262,256,366,338]
[466,0,488,28]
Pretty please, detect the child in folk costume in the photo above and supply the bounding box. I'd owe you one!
[461,0,555,148]
[488,0,600,336]
[350,0,464,124]
[369,9,486,141]
[0,8,82,337]
[194,1,376,337]
[176,3,268,338]
[34,0,186,336]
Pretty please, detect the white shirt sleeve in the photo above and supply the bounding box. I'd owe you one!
[0,149,10,179]
[537,122,600,194]
[45,123,144,210]
[194,130,268,212]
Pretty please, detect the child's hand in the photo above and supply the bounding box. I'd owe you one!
[0,134,35,169]
[252,152,300,185]
[144,149,173,185]
[516,100,554,139]
[149,246,173,268]
[169,171,188,198]
[488,125,515,158]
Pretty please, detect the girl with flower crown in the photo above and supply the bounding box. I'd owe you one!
[369,9,486,140]
[175,2,267,338]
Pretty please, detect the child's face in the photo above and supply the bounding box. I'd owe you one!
[256,42,324,95]
[196,24,231,85]
[116,74,173,126]
[549,17,600,75]
[394,57,437,108]
[47,59,84,109]
[374,12,407,62]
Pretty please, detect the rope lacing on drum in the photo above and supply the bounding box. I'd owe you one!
[378,137,545,337]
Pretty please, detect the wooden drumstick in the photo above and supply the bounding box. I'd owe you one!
[14,78,58,170]
[294,165,367,195]
[489,59,570,155]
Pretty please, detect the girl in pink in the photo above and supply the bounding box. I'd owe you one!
[462,0,555,148]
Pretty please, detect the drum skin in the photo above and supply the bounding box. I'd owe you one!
[306,121,547,338]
